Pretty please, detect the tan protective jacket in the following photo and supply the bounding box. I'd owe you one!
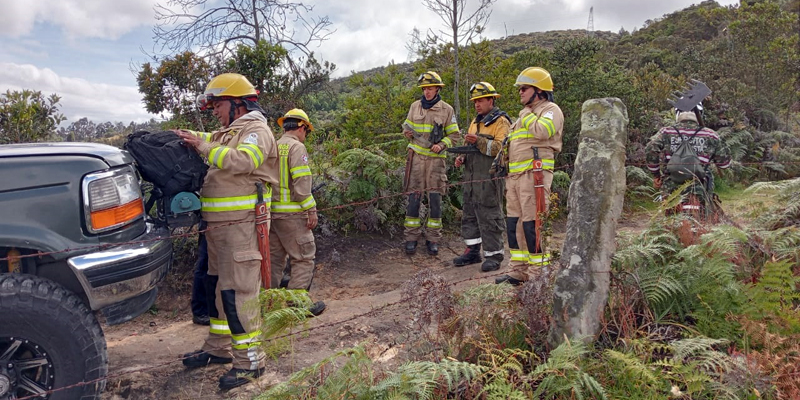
[467,108,511,157]
[404,99,461,158]
[189,111,279,222]
[507,101,564,175]
[271,132,316,213]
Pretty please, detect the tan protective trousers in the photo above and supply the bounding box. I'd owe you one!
[201,216,266,370]
[505,170,553,281]
[269,216,316,290]
[404,154,447,242]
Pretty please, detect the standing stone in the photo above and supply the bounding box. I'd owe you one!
[549,98,628,346]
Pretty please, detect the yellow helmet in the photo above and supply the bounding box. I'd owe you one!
[277,108,314,131]
[418,71,445,88]
[514,67,554,92]
[196,73,258,110]
[469,82,500,101]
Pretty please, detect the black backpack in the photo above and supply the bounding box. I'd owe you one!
[124,130,208,197]
[666,127,706,184]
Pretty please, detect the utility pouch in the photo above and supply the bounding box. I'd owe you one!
[430,123,444,145]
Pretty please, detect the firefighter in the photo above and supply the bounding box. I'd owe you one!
[495,67,564,286]
[176,73,279,390]
[269,108,326,316]
[452,82,510,272]
[645,104,731,218]
[402,71,461,256]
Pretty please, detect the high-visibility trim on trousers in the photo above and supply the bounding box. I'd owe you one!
[231,330,262,350]
[405,217,421,227]
[528,253,551,265]
[426,218,442,228]
[510,249,528,262]
[209,318,231,335]
[464,237,482,245]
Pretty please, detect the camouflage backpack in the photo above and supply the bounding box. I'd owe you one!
[666,127,706,183]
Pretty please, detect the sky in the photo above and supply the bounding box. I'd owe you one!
[0,0,740,125]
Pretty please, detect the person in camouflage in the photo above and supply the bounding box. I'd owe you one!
[645,107,731,218]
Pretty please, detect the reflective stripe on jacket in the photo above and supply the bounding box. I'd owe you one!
[507,101,564,175]
[191,111,279,222]
[271,132,316,213]
[404,99,461,158]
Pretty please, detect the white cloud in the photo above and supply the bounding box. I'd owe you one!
[314,0,441,77]
[0,62,155,123]
[0,0,157,39]
[317,0,741,76]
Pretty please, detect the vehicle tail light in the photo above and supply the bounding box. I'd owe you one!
[82,167,144,233]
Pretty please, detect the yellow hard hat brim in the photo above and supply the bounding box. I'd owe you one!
[470,93,500,101]
[278,116,314,131]
[418,83,445,88]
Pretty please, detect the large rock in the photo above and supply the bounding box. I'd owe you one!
[549,98,628,346]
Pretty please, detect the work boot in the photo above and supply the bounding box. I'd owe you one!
[405,241,417,255]
[481,254,503,272]
[218,367,265,390]
[453,244,481,267]
[309,301,326,317]
[426,240,438,256]
[192,314,210,326]
[495,275,524,286]
[182,350,232,369]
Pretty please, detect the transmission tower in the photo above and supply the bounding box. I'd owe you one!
[587,6,594,37]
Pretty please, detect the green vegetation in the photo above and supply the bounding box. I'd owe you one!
[257,177,800,399]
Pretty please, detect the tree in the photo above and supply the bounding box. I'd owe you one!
[419,0,497,124]
[0,89,65,144]
[152,0,333,59]
[137,51,214,129]
[136,41,335,130]
[224,40,335,120]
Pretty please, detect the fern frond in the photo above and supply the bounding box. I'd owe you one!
[370,359,484,399]
[670,337,729,363]
[637,266,687,307]
[604,349,660,386]
[532,338,607,399]
[744,177,800,194]
[759,226,800,260]
[613,231,680,271]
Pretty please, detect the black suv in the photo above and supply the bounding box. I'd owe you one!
[0,142,173,399]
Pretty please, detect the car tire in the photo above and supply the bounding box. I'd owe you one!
[0,274,108,399]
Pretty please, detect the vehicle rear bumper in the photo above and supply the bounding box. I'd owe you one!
[67,224,173,311]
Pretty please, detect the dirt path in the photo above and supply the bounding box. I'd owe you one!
[100,211,652,399]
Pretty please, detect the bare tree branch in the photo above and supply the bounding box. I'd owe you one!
[151,0,334,60]
[419,0,497,124]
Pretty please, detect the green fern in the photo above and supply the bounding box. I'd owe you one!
[370,359,484,399]
[604,349,660,385]
[612,228,680,271]
[256,346,375,400]
[531,338,607,400]
[637,266,687,309]
[744,260,800,334]
[476,347,537,398]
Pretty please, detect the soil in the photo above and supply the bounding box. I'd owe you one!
[100,212,651,400]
